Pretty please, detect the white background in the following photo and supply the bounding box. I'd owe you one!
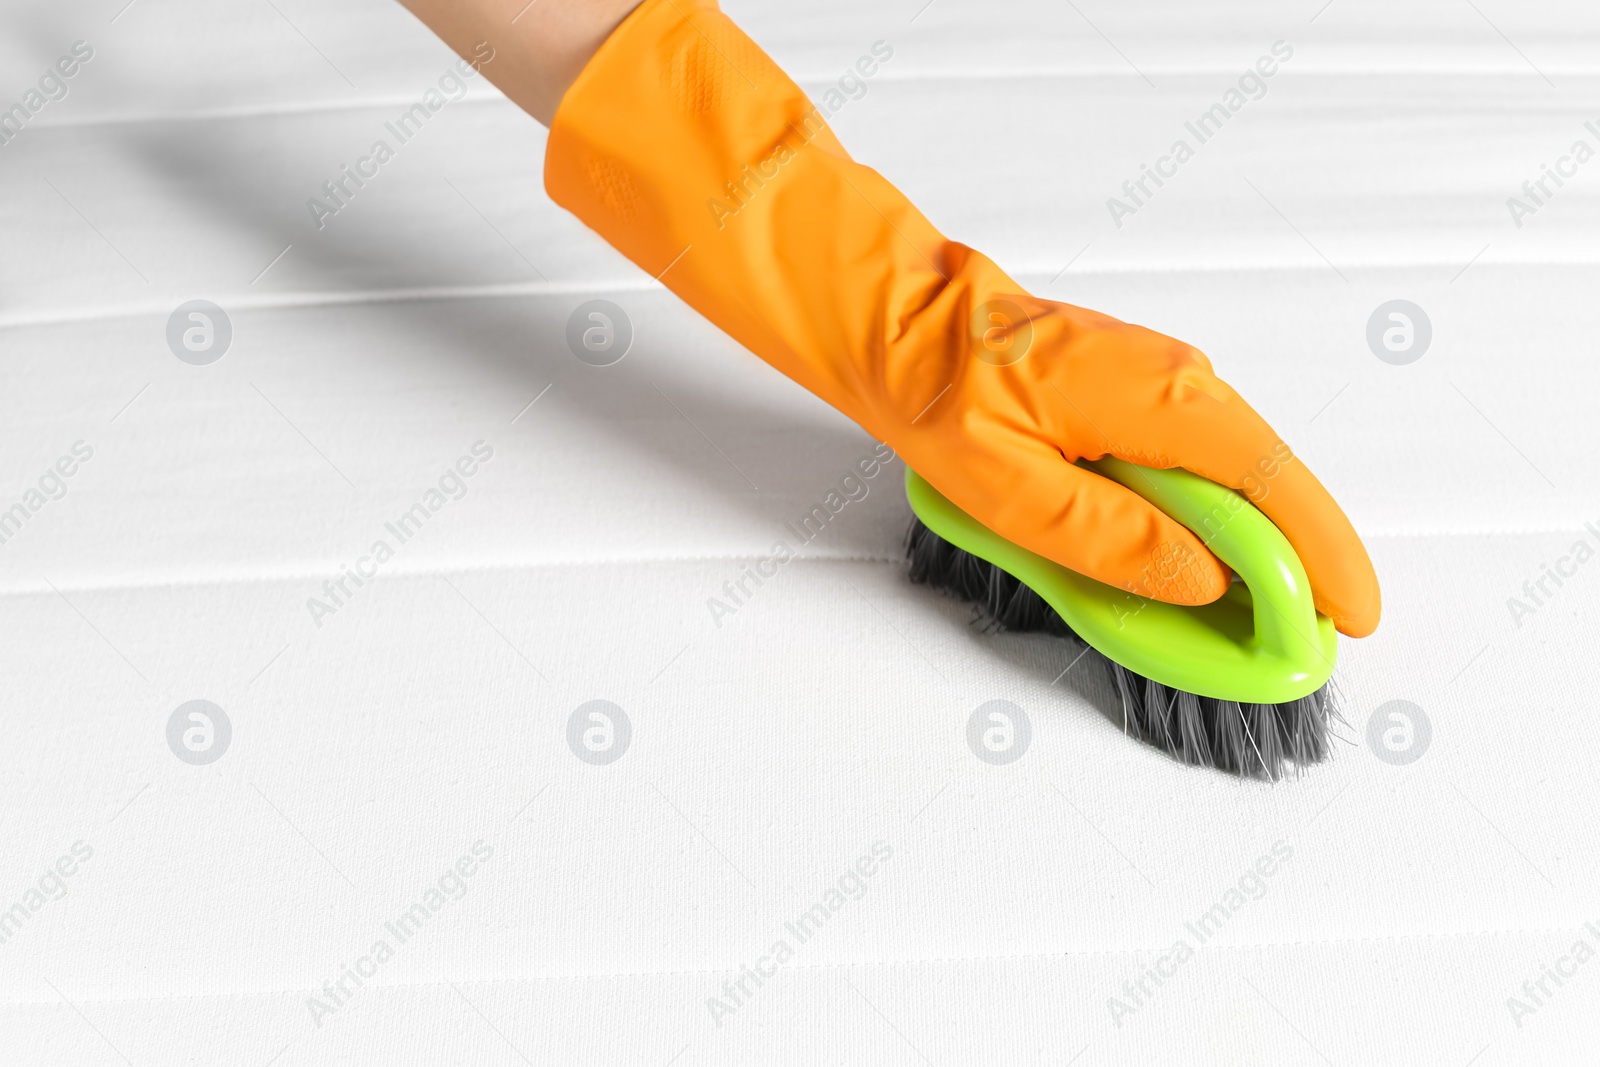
[1,0,1598,1063]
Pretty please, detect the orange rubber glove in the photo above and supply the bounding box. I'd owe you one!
[544,0,1380,637]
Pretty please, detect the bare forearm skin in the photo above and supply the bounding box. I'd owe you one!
[396,0,642,125]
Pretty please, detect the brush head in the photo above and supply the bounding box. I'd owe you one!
[907,516,1343,780]
[904,463,1337,708]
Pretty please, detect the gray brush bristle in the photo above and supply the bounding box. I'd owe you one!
[907,517,1343,780]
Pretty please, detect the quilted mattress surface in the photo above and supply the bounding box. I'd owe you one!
[2,1,1598,1063]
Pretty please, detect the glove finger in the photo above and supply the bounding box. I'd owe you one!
[1136,374,1382,637]
[944,439,1232,606]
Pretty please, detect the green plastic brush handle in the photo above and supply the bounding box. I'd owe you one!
[905,458,1337,704]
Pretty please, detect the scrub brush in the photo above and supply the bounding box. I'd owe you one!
[905,458,1343,779]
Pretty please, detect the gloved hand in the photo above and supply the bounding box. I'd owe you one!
[544,0,1380,637]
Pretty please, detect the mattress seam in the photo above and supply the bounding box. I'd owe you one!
[21,64,1600,131]
[5,259,1600,333]
[0,525,1589,601]
[0,921,1594,1008]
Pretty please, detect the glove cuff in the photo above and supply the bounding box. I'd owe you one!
[544,0,1031,435]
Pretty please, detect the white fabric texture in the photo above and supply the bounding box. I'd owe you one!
[2,0,1598,1063]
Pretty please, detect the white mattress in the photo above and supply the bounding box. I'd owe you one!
[3,1,1598,1063]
